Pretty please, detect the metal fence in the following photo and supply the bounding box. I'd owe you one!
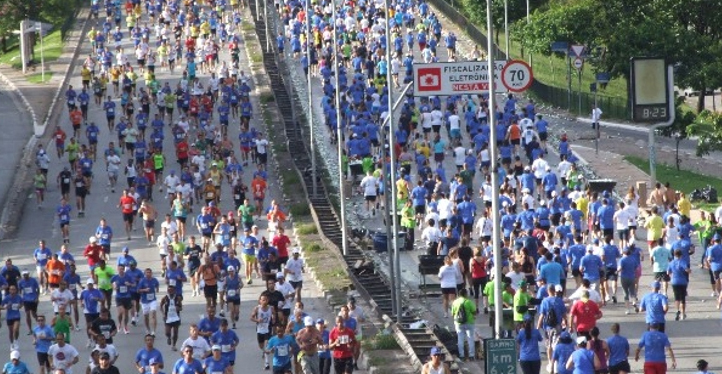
[426,0,631,120]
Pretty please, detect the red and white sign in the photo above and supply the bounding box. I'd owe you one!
[501,60,534,93]
[412,61,507,96]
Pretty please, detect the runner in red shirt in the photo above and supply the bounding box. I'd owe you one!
[83,237,103,271]
[570,291,603,340]
[53,126,67,158]
[271,227,291,265]
[329,316,356,374]
[118,189,137,240]
[176,139,189,167]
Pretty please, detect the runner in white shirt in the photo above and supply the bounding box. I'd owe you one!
[531,154,549,197]
[453,146,466,170]
[613,202,631,248]
[284,249,305,301]
[51,282,76,314]
[359,171,378,214]
[48,334,80,374]
[421,220,443,255]
[106,150,122,193]
[163,171,180,198]
[181,325,211,360]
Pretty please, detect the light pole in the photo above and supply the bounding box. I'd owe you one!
[331,0,348,256]
[306,0,317,198]
[526,0,532,66]
[504,0,509,60]
[36,25,45,82]
[487,0,503,339]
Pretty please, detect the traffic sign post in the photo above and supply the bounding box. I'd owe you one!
[412,60,534,96]
[485,338,517,374]
[573,57,583,70]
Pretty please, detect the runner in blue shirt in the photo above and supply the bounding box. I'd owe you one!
[516,314,543,374]
[580,248,603,287]
[551,331,575,374]
[173,347,204,374]
[56,200,72,244]
[210,319,239,366]
[80,279,104,333]
[135,334,164,374]
[203,346,231,374]
[668,250,691,321]
[33,314,56,369]
[18,271,40,332]
[62,264,82,327]
[601,236,621,304]
[566,336,600,373]
[638,281,669,332]
[138,269,160,336]
[95,220,114,260]
[618,247,639,314]
[1,285,24,349]
[634,324,676,371]
[607,323,631,374]
[265,325,297,374]
[112,265,135,334]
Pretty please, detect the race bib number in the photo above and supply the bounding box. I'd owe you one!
[221,344,231,352]
[276,345,288,356]
[227,290,236,297]
[119,286,128,293]
[12,303,20,310]
[24,287,33,294]
[168,279,177,286]
[37,254,47,260]
[146,293,155,301]
[63,178,70,184]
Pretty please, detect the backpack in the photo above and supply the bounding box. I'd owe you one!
[544,300,559,328]
[455,299,468,324]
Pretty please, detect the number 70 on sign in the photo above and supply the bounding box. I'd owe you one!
[501,60,534,92]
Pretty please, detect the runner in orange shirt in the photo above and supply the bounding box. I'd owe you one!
[118,189,137,240]
[69,106,84,138]
[45,254,66,289]
[506,121,522,156]
[251,174,267,217]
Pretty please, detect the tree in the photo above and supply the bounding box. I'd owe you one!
[688,110,722,157]
[656,97,696,170]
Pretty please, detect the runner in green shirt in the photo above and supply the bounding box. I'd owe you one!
[237,200,256,230]
[94,261,116,310]
[513,281,532,324]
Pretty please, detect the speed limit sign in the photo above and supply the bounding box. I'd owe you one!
[501,60,534,92]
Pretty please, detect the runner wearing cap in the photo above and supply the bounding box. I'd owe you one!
[4,350,31,374]
[566,335,600,373]
[422,347,450,374]
[551,331,575,374]
[275,273,295,326]
[284,249,305,302]
[295,315,323,374]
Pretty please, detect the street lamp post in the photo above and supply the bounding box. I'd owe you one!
[331,0,348,256]
[306,0,317,198]
[487,0,503,339]
[504,0,509,60]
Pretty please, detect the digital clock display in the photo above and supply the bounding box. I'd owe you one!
[633,105,669,121]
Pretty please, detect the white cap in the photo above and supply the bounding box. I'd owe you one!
[576,336,587,345]
[10,351,19,360]
[303,316,314,327]
[86,278,95,285]
[554,284,563,292]
[292,248,301,254]
[89,236,98,243]
[227,266,235,272]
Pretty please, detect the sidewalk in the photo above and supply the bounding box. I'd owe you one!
[0,8,91,239]
[572,145,650,194]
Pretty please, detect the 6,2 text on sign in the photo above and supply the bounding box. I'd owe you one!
[413,60,507,96]
[501,60,534,92]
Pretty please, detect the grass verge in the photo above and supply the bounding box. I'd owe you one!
[27,72,54,84]
[296,223,318,235]
[0,30,64,69]
[624,155,722,211]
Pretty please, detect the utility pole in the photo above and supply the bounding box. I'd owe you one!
[331,0,348,256]
[306,0,317,198]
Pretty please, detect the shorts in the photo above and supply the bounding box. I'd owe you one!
[605,268,618,281]
[365,195,377,202]
[102,244,111,255]
[511,138,520,146]
[227,298,240,305]
[242,254,256,263]
[144,219,155,228]
[714,269,722,281]
[116,297,132,309]
[258,153,267,164]
[602,228,614,238]
[671,284,687,302]
[37,352,51,369]
[142,300,158,314]
[654,272,670,282]
[333,357,354,374]
[24,301,38,312]
[539,132,548,141]
[175,216,187,224]
[617,229,629,241]
[414,205,425,215]
[165,320,181,328]
[257,332,271,344]
[647,323,665,333]
[273,363,292,374]
[442,287,457,295]
[6,318,19,325]
[85,313,100,323]
[609,361,631,374]
[102,288,113,301]
[131,292,141,303]
[572,269,581,278]
[204,284,218,299]
[289,281,302,290]
[123,212,135,222]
